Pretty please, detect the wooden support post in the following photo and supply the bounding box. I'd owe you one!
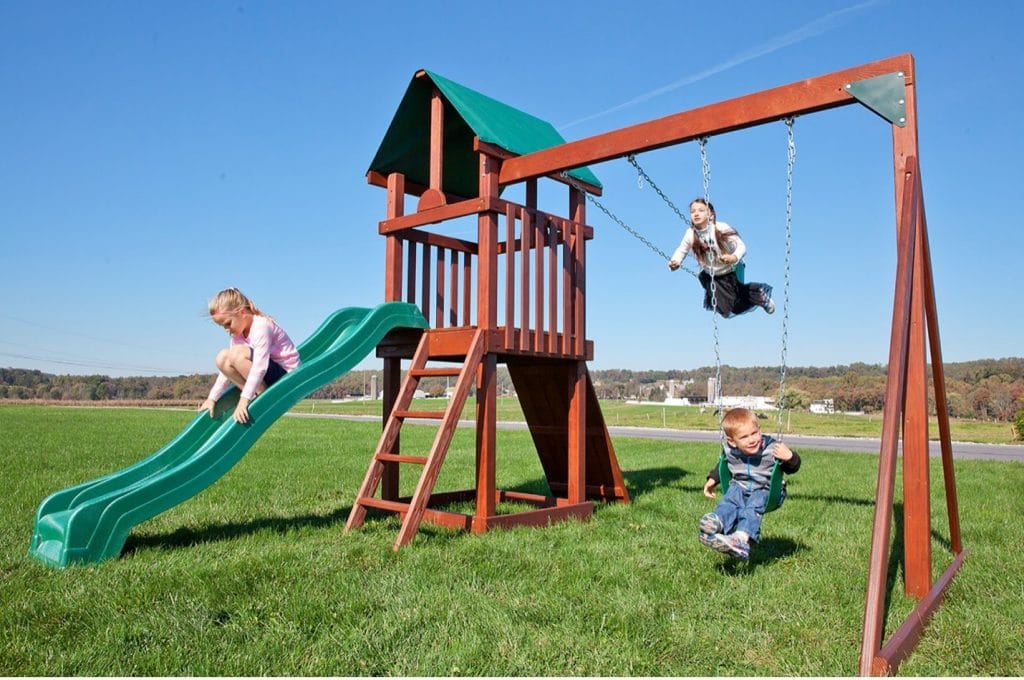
[567,361,587,504]
[903,210,932,597]
[859,158,919,675]
[893,73,931,598]
[430,88,443,191]
[474,354,497,530]
[380,361,402,501]
[383,172,405,303]
[418,86,447,211]
[474,151,500,529]
[382,172,406,500]
[478,154,499,331]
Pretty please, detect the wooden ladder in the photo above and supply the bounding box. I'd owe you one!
[345,328,485,550]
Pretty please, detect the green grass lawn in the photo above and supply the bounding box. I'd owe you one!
[2,404,1022,675]
[293,397,1020,445]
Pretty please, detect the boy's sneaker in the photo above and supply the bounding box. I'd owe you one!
[725,534,750,560]
[699,532,733,555]
[699,512,724,535]
[762,296,776,314]
[699,532,750,560]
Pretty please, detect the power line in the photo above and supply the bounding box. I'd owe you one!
[0,351,195,376]
[0,313,186,356]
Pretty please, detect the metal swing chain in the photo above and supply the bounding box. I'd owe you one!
[699,136,726,450]
[627,154,702,278]
[627,155,692,226]
[560,171,700,280]
[776,117,796,441]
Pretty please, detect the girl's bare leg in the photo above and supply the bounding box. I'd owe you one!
[215,346,267,395]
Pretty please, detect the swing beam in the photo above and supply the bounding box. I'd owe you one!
[501,53,963,676]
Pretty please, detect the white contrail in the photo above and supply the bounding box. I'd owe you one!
[558,0,883,132]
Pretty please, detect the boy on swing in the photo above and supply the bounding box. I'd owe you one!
[699,407,801,560]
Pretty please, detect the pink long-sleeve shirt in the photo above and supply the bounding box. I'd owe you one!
[207,315,301,401]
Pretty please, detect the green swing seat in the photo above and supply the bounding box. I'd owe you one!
[717,451,786,513]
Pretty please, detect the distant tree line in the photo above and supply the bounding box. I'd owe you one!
[0,368,508,403]
[0,369,212,402]
[3,357,1023,422]
[588,358,1024,421]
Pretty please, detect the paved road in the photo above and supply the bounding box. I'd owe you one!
[285,413,1024,463]
[602,425,1024,463]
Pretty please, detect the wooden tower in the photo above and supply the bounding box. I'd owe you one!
[346,70,630,551]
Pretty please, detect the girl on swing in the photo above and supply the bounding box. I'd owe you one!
[667,198,775,317]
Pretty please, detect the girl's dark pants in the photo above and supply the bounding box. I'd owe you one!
[698,270,768,318]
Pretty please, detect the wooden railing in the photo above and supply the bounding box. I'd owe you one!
[380,195,590,357]
[500,202,588,357]
[395,228,476,330]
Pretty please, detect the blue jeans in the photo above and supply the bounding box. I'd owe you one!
[714,482,769,542]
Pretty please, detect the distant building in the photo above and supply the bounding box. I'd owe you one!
[810,398,835,414]
[664,378,695,405]
[720,395,776,411]
[701,377,775,411]
[707,377,719,404]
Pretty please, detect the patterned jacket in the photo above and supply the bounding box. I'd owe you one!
[707,434,801,491]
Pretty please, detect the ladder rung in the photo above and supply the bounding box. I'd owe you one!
[409,367,462,378]
[376,453,429,464]
[358,497,410,514]
[394,410,445,420]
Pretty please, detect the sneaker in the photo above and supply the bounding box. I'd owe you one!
[699,532,733,555]
[699,512,724,535]
[725,534,750,560]
[756,284,775,314]
[700,532,750,560]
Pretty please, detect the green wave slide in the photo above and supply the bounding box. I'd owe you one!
[29,302,428,569]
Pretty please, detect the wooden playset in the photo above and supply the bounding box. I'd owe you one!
[348,55,964,676]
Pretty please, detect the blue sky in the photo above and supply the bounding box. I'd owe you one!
[1,0,1020,378]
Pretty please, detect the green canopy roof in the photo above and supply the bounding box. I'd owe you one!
[368,70,601,200]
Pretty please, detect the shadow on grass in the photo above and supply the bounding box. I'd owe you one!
[621,466,689,497]
[122,506,351,556]
[127,469,884,558]
[714,535,807,574]
[791,492,876,507]
[493,466,691,501]
[881,501,914,643]
[425,466,691,507]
